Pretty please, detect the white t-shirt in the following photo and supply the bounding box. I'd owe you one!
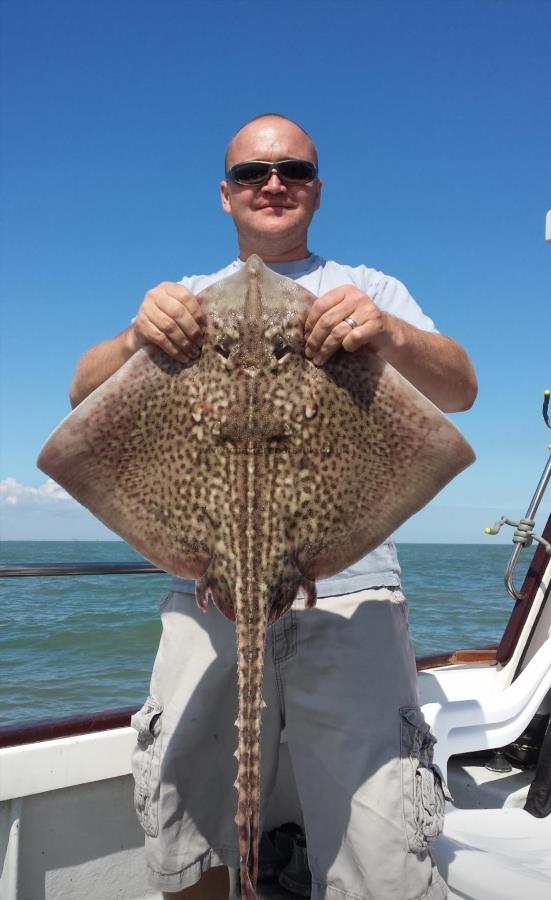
[170,254,438,596]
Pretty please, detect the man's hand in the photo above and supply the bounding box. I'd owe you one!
[69,281,207,407]
[303,284,477,412]
[130,281,207,364]
[304,285,396,366]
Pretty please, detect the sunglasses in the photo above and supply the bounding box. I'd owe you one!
[225,158,318,186]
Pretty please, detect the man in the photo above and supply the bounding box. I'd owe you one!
[70,114,477,900]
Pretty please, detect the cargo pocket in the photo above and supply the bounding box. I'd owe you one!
[400,706,452,853]
[131,695,163,837]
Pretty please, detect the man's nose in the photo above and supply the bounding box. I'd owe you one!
[262,170,286,191]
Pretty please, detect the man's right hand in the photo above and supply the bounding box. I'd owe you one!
[129,281,207,364]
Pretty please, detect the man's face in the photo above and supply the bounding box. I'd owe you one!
[220,118,322,256]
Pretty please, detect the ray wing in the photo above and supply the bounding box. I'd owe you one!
[282,349,475,579]
[37,346,219,577]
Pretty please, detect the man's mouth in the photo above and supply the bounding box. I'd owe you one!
[257,203,292,210]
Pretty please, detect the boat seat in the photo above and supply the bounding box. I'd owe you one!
[419,638,551,899]
[420,638,551,776]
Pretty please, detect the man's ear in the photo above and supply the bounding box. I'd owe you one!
[220,180,232,214]
[314,179,322,211]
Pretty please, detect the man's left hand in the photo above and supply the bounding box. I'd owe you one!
[304,285,396,366]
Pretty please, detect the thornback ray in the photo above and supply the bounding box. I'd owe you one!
[37,255,475,899]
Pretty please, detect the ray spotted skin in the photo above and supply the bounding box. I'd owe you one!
[37,256,475,899]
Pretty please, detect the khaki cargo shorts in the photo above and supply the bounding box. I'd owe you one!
[131,588,448,899]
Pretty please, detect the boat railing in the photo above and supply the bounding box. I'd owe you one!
[0,561,163,577]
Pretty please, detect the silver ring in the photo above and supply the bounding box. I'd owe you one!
[344,316,359,329]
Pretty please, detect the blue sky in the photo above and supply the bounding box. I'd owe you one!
[1,0,550,542]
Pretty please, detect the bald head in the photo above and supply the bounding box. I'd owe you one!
[224,113,318,173]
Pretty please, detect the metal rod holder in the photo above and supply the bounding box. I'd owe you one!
[485,451,551,601]
[505,452,551,600]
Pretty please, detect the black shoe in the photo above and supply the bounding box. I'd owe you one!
[258,822,303,880]
[278,833,312,898]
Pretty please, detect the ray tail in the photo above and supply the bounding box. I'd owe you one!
[233,585,268,899]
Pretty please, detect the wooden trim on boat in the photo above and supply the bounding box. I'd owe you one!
[496,514,551,665]
[0,705,138,749]
[416,645,498,670]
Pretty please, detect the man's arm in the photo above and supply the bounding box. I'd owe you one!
[69,281,205,407]
[69,326,138,408]
[304,285,477,412]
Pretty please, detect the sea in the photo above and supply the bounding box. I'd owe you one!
[0,540,529,728]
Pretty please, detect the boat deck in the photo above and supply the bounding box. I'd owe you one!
[448,754,533,809]
[232,877,305,899]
